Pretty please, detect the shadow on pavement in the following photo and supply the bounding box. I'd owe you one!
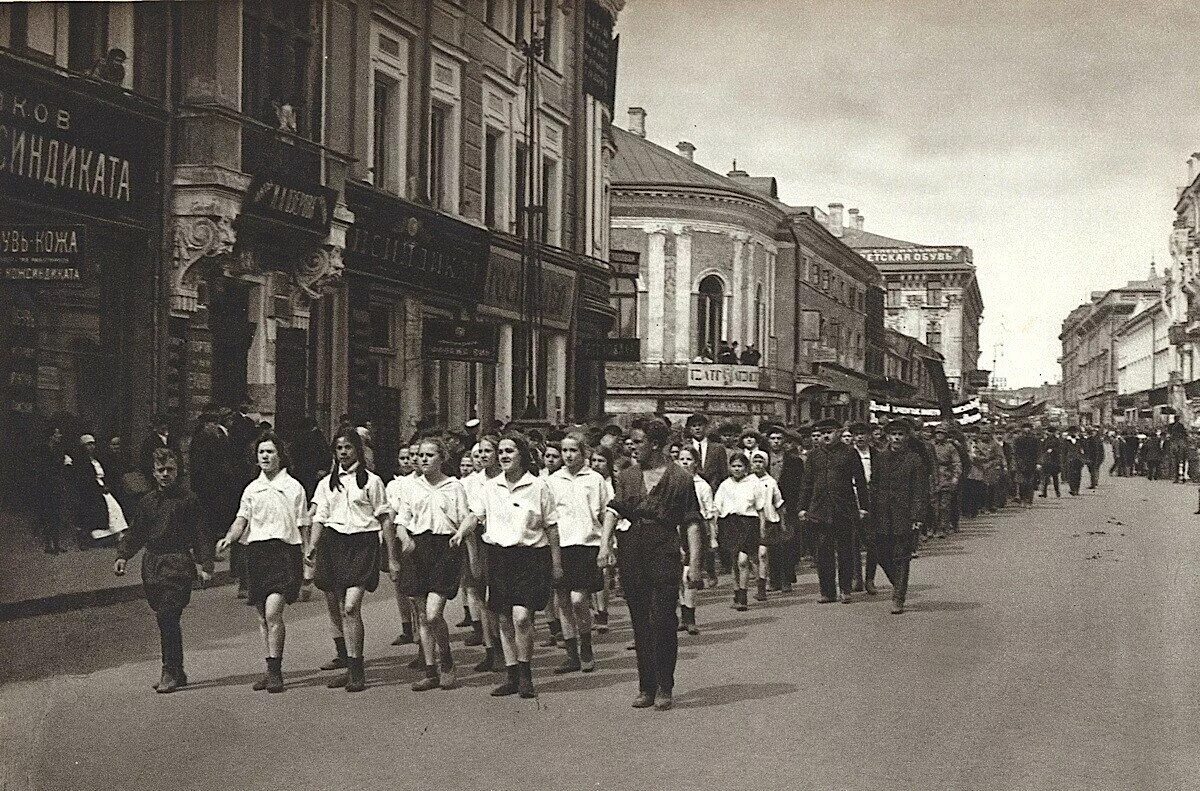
[908,600,983,612]
[674,681,798,709]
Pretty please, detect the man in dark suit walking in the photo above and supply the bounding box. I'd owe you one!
[869,419,928,614]
[686,413,728,487]
[1062,426,1086,495]
[798,418,867,604]
[848,422,877,594]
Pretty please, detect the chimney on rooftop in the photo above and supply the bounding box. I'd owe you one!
[727,159,748,178]
[828,203,844,237]
[676,141,695,162]
[847,208,861,232]
[627,107,646,138]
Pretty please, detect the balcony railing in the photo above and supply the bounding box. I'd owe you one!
[605,362,795,394]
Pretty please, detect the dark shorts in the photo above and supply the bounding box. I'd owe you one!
[556,545,604,593]
[244,539,304,606]
[313,529,381,593]
[718,515,761,557]
[486,545,551,613]
[141,550,196,612]
[404,532,463,599]
[760,519,786,546]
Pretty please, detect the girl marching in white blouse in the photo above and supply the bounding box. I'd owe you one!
[217,433,308,693]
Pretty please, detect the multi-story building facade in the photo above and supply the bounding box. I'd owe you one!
[0,0,622,485]
[877,328,947,408]
[1059,277,1160,425]
[605,111,880,425]
[835,210,985,398]
[1115,298,1173,422]
[0,4,171,502]
[1165,153,1200,421]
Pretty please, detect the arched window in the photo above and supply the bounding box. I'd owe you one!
[696,275,724,361]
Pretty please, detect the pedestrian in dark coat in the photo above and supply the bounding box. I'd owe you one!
[868,420,928,614]
[1012,424,1041,504]
[1061,427,1086,495]
[33,425,70,554]
[798,418,868,603]
[1038,430,1062,497]
[115,447,213,693]
[1083,427,1105,489]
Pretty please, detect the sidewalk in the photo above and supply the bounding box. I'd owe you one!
[0,508,231,621]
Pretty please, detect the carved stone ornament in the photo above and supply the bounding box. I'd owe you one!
[296,244,345,299]
[172,207,237,314]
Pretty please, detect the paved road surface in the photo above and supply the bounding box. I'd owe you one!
[3,474,1198,791]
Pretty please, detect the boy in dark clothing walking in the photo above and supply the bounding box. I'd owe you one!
[115,447,213,693]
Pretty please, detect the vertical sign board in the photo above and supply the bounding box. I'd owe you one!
[347,282,374,421]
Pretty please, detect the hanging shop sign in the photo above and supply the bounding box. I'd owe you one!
[0,52,165,224]
[583,1,619,109]
[345,181,487,302]
[659,397,784,417]
[422,318,499,364]
[481,252,577,331]
[0,224,85,281]
[579,336,640,362]
[241,171,336,238]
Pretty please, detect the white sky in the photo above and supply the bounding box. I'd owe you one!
[614,0,1200,388]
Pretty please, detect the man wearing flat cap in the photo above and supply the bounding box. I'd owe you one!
[797,419,866,603]
[869,419,927,613]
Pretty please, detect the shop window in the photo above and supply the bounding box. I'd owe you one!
[887,284,902,307]
[540,0,559,68]
[7,3,60,63]
[429,102,451,209]
[696,275,724,361]
[242,0,320,140]
[800,310,821,342]
[610,276,638,339]
[926,322,942,352]
[514,0,527,41]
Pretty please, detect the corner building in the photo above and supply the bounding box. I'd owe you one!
[606,112,880,426]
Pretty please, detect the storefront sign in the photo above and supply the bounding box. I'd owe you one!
[583,1,619,109]
[242,172,336,237]
[481,254,577,330]
[0,52,165,224]
[659,398,783,417]
[687,364,760,389]
[345,182,487,302]
[6,300,37,414]
[0,224,85,281]
[858,246,970,265]
[579,337,639,361]
[422,318,498,363]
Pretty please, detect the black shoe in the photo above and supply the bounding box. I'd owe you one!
[864,581,877,595]
[320,656,348,671]
[686,623,699,636]
[631,691,655,709]
[345,659,366,693]
[326,671,350,689]
[553,656,581,675]
[391,632,413,646]
[654,690,673,711]
[491,666,520,697]
[252,674,271,692]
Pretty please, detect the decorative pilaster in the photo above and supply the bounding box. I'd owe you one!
[673,225,692,363]
[646,226,668,363]
[731,231,749,348]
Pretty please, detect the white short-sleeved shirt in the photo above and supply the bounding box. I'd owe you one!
[692,474,715,523]
[714,475,766,518]
[385,472,419,520]
[312,465,390,535]
[547,466,613,547]
[236,469,309,545]
[396,475,469,537]
[756,472,784,524]
[471,471,558,548]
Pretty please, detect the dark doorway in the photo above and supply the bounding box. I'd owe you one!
[208,278,253,409]
[275,326,307,439]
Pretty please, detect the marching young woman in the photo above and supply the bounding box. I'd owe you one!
[384,446,419,647]
[545,433,612,673]
[452,433,560,699]
[675,446,713,635]
[216,433,308,693]
[588,447,617,633]
[396,437,469,691]
[713,453,766,612]
[599,417,703,711]
[309,429,394,693]
[461,436,504,671]
[750,450,785,603]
